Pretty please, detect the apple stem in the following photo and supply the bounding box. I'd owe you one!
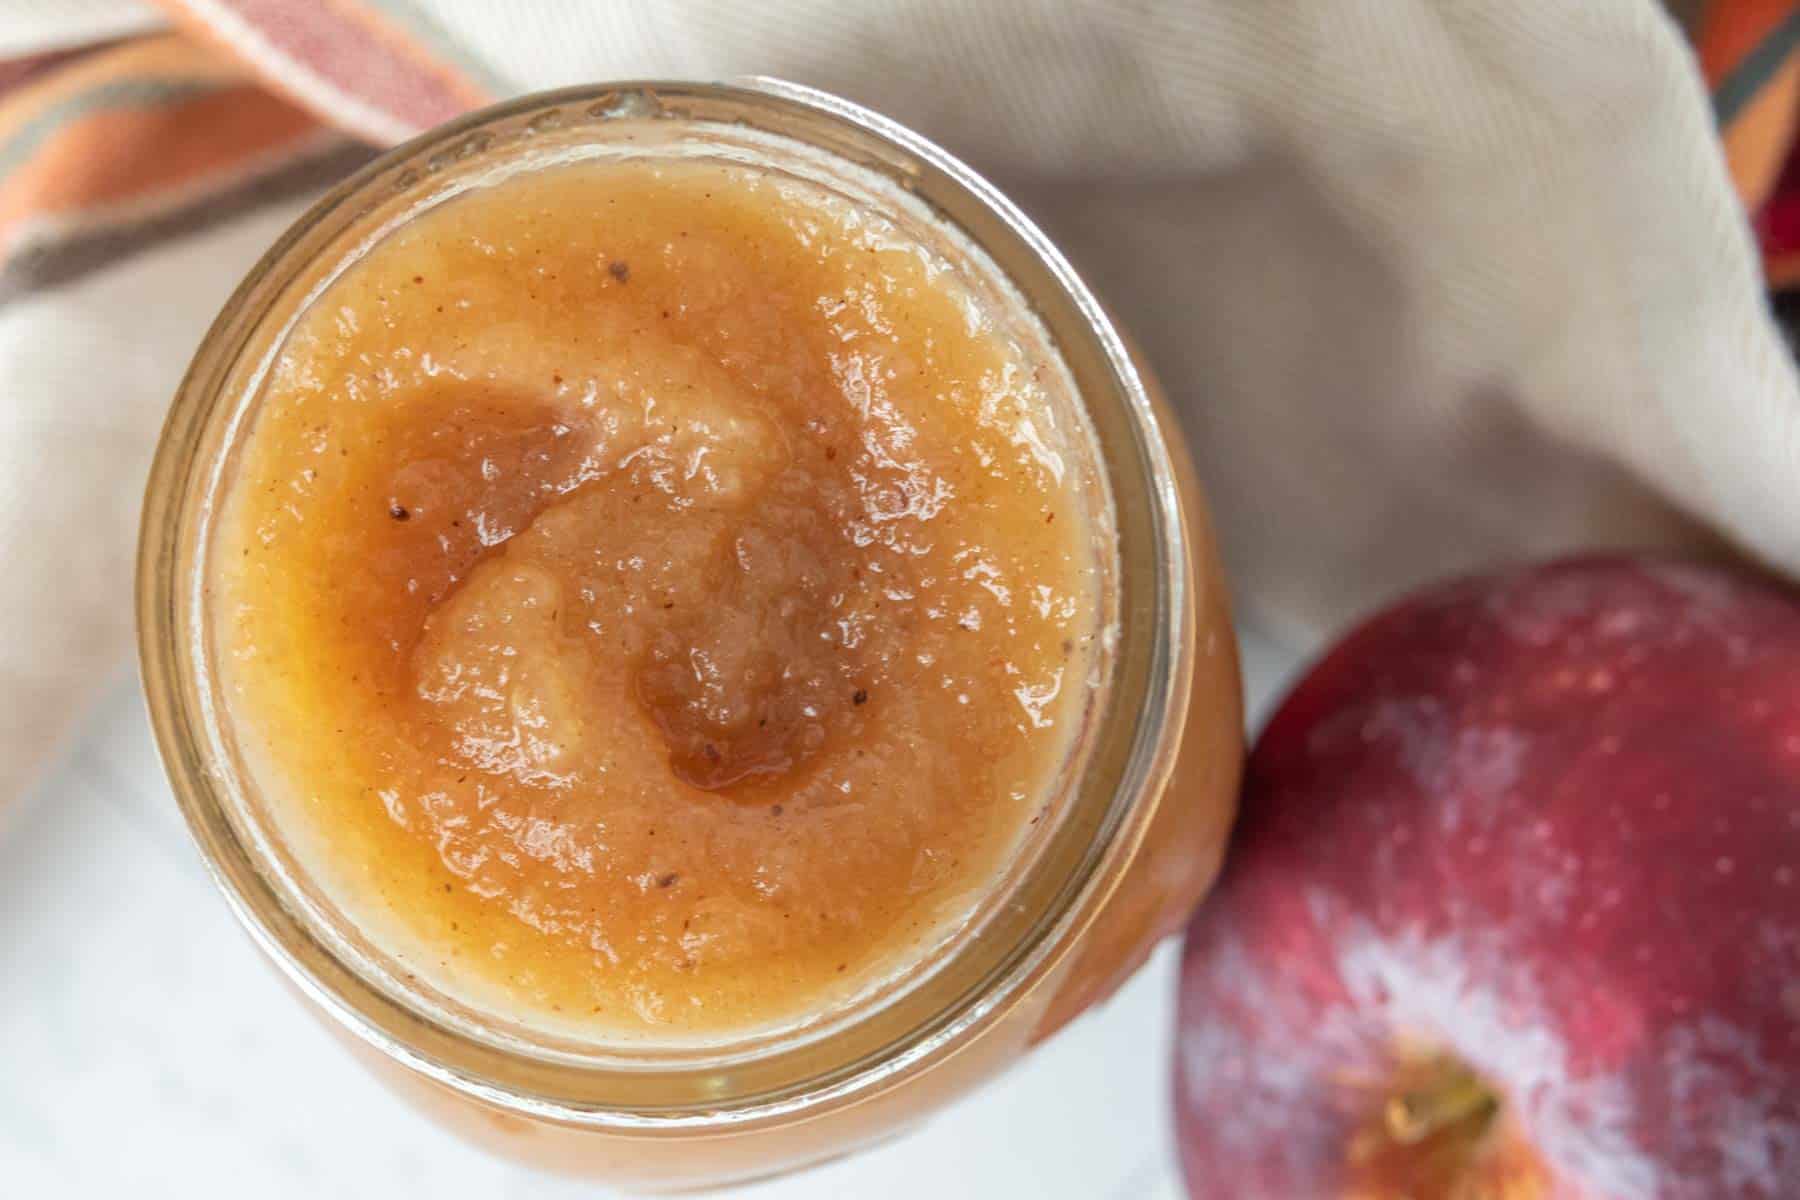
[1384,1068,1499,1146]
[1348,1054,1545,1199]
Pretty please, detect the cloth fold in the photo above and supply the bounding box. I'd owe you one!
[2,0,1798,805]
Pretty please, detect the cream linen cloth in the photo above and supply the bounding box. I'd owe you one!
[1,0,1794,804]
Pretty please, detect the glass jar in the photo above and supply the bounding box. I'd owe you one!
[137,79,1241,1192]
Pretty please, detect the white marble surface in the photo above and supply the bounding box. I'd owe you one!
[0,632,1300,1198]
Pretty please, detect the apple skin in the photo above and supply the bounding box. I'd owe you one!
[1173,557,1800,1198]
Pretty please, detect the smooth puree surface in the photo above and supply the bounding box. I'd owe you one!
[211,156,1110,1039]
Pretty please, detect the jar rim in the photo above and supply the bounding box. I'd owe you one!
[136,78,1192,1128]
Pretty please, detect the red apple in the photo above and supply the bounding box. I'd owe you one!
[1173,556,1800,1199]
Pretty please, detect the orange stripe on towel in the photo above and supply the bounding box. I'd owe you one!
[1698,0,1798,84]
[1697,1,1800,275]
[1721,38,1800,210]
[0,34,323,263]
[0,34,249,149]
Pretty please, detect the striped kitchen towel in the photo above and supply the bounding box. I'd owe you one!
[2,0,1799,806]
[5,2,1799,300]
